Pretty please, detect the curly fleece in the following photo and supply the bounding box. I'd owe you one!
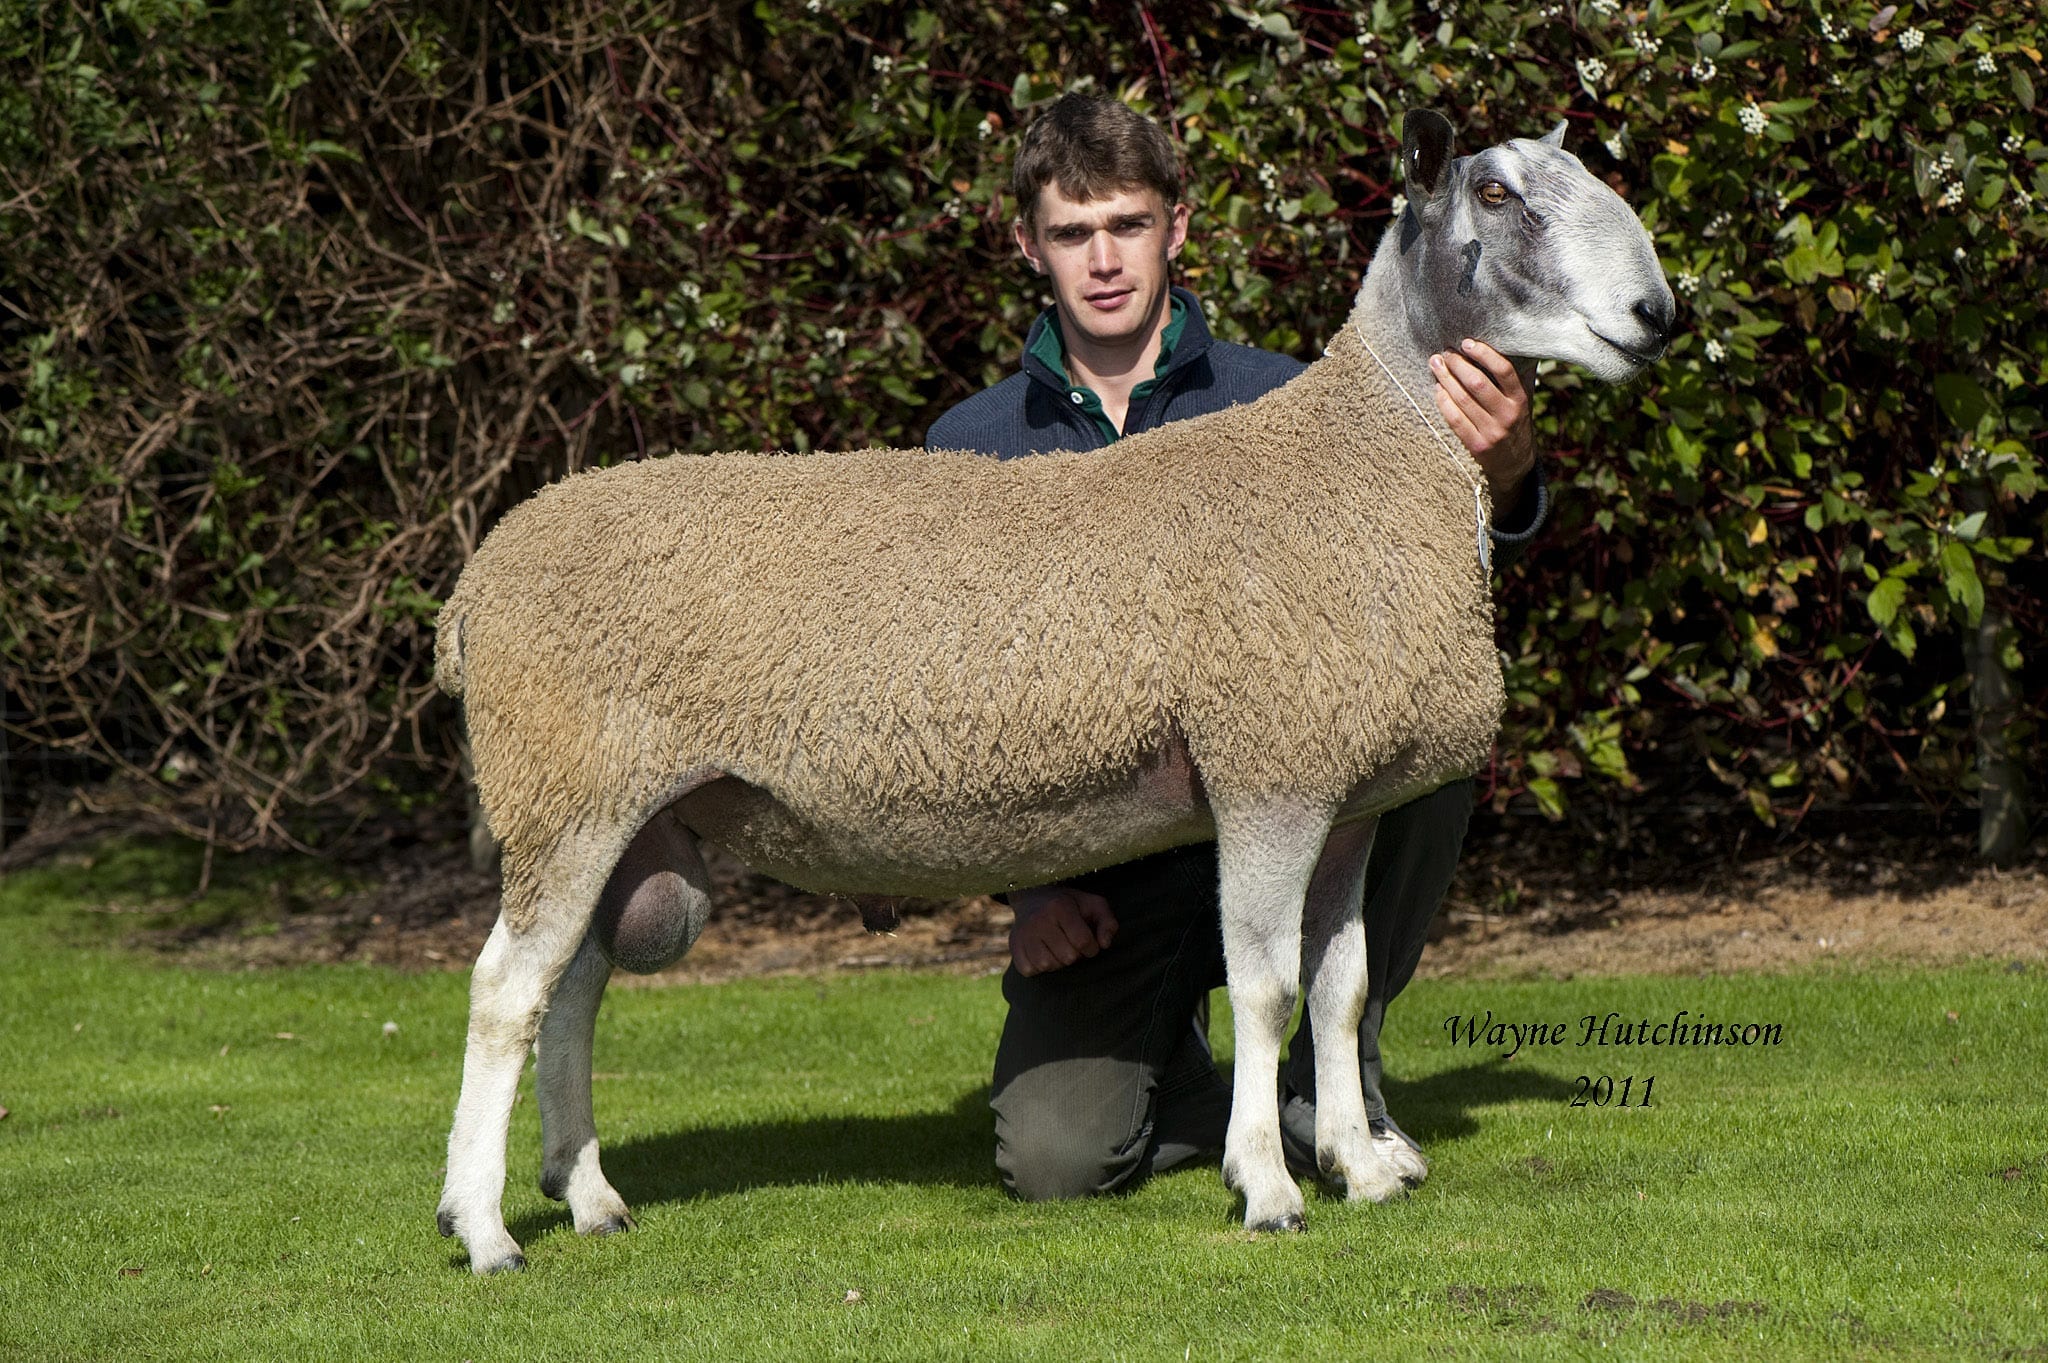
[436,301,1504,932]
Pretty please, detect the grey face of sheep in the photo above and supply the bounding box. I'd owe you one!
[1398,110,1676,382]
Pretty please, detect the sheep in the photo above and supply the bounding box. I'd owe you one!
[431,110,1675,1272]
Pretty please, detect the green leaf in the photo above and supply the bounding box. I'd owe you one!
[1932,373,1991,430]
[1866,576,1906,627]
[2015,66,2036,111]
[1525,776,1566,820]
[1940,542,1984,622]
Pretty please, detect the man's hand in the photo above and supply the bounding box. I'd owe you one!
[1430,338,1536,514]
[1008,885,1118,977]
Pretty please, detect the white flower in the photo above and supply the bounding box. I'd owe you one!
[618,363,644,386]
[1257,161,1280,189]
[1863,271,1885,292]
[1049,0,1067,12]
[1977,53,1997,74]
[519,333,536,351]
[1690,57,1718,81]
[1585,0,1618,16]
[1577,57,1609,84]
[1676,271,1701,295]
[2004,133,2025,154]
[822,326,848,349]
[1738,103,1769,135]
[872,54,893,75]
[2016,187,2035,210]
[943,197,966,218]
[577,347,597,367]
[1952,246,1967,262]
[1818,14,1842,41]
[1390,192,1409,217]
[1631,32,1661,57]
[977,115,995,140]
[1703,338,1727,363]
[1938,150,1954,172]
[1899,27,1924,52]
[703,312,724,330]
[1941,181,1965,207]
[680,281,701,302]
[806,0,822,10]
[640,166,659,184]
[610,168,627,181]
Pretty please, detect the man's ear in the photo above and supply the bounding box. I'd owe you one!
[1013,217,1044,274]
[1165,201,1190,260]
[1401,109,1457,203]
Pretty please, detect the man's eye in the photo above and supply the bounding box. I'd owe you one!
[1478,181,1512,207]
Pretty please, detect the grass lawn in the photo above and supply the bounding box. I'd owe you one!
[1,843,2043,1361]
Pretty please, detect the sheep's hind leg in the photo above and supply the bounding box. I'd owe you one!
[1213,797,1333,1233]
[536,808,713,1237]
[534,933,633,1235]
[437,886,596,1274]
[1299,816,1406,1203]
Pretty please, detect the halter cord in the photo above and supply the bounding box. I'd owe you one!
[1351,323,1493,574]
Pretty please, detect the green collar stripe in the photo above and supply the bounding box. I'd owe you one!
[1031,294,1187,442]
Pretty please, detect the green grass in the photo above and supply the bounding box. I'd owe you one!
[1,845,2044,1360]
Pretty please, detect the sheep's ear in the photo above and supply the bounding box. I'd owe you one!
[1540,119,1568,149]
[1402,109,1456,203]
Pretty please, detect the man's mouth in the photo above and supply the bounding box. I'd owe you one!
[1083,289,1133,311]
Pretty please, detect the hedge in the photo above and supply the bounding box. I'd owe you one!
[0,0,2040,852]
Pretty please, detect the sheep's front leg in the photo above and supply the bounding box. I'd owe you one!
[1214,798,1334,1232]
[438,895,593,1274]
[1299,816,1406,1203]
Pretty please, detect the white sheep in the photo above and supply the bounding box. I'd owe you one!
[431,111,1674,1272]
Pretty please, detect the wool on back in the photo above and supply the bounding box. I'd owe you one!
[439,309,1505,894]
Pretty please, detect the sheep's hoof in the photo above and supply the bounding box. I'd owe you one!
[590,1215,633,1237]
[538,1170,567,1201]
[436,1207,457,1238]
[1249,1210,1307,1234]
[484,1253,528,1275]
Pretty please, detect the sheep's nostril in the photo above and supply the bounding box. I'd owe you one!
[1632,297,1674,344]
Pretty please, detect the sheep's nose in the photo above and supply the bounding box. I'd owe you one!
[1633,296,1676,345]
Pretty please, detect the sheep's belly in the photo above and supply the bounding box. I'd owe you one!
[673,744,1212,899]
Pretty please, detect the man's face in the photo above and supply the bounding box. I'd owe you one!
[1015,182,1190,353]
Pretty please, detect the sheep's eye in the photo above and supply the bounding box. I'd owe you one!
[1478,181,1512,207]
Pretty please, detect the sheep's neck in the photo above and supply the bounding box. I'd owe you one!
[1345,226,1453,402]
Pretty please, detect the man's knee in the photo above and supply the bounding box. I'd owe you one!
[995,1117,1145,1202]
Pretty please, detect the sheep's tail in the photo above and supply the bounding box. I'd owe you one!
[433,603,467,699]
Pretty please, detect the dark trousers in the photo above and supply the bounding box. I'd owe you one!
[989,779,1474,1201]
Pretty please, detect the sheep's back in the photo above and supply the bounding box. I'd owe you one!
[444,444,1189,839]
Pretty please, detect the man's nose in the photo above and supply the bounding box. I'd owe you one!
[1089,231,1118,274]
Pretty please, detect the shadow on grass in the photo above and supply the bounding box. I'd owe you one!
[502,1060,1568,1243]
[1384,1059,1577,1146]
[507,1086,994,1244]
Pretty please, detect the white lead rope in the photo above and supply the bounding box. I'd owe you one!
[1352,324,1493,574]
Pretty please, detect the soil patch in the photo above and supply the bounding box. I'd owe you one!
[75,823,2046,982]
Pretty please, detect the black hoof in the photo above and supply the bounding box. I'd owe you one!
[592,1216,632,1237]
[538,1171,567,1201]
[1249,1211,1307,1234]
[487,1253,527,1274]
[436,1208,456,1238]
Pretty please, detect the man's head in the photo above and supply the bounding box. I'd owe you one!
[1012,93,1190,356]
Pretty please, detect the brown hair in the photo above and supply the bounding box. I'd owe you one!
[1011,92,1183,231]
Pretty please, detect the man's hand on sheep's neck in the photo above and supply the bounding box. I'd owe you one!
[1429,337,1537,518]
[1008,885,1119,976]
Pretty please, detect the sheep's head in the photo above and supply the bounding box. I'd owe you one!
[1397,110,1675,383]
